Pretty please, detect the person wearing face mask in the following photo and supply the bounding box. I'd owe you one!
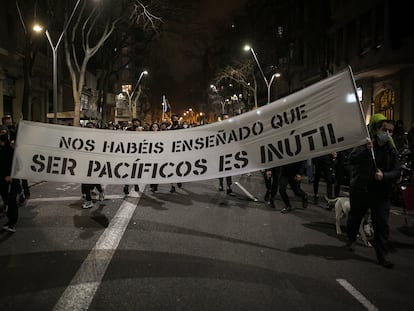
[346,113,400,268]
[167,114,182,130]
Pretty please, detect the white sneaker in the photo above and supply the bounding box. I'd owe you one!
[99,192,105,201]
[82,201,94,209]
[3,224,16,233]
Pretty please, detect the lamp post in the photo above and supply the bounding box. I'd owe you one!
[33,0,82,124]
[126,70,148,117]
[210,84,226,115]
[244,45,280,104]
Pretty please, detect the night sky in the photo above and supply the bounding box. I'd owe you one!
[147,0,247,114]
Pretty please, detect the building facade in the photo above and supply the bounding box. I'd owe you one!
[274,0,414,129]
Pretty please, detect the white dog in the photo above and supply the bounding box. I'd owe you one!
[325,196,372,247]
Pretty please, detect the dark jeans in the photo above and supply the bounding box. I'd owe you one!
[313,163,334,198]
[0,179,19,225]
[21,179,30,197]
[279,175,307,207]
[81,184,103,201]
[264,167,281,198]
[347,190,390,260]
[219,177,232,188]
[334,165,345,197]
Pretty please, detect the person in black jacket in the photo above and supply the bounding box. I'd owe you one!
[312,153,335,205]
[0,128,19,232]
[346,114,400,268]
[168,115,183,193]
[279,161,308,213]
[263,166,281,208]
[2,116,30,201]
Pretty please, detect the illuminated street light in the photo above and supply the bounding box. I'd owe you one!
[126,70,148,118]
[209,84,226,114]
[244,44,280,104]
[131,70,148,96]
[33,0,82,124]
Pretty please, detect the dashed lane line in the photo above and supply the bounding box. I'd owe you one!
[336,278,379,311]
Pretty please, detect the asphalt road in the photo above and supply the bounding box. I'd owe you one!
[0,172,413,310]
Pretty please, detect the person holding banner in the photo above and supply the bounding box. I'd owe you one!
[123,121,141,195]
[217,113,233,195]
[312,153,336,206]
[0,128,19,232]
[2,115,30,202]
[263,167,281,208]
[346,114,400,268]
[168,115,183,193]
[81,184,105,209]
[279,161,308,213]
[149,122,160,192]
[80,122,105,208]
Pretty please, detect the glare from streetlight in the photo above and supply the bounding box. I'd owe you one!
[143,70,148,75]
[33,24,44,33]
[244,45,251,51]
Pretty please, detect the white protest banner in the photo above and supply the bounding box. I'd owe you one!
[12,67,368,184]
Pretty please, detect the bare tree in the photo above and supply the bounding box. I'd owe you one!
[64,0,162,126]
[213,60,258,110]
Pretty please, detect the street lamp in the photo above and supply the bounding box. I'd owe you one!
[126,70,148,117]
[244,44,280,104]
[33,0,82,124]
[210,84,226,114]
[131,70,148,98]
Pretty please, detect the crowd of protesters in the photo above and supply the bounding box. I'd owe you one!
[1,113,412,270]
[79,114,197,208]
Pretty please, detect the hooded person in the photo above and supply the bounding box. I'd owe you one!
[368,113,396,149]
[345,113,400,268]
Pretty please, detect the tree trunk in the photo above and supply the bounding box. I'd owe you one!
[21,32,34,120]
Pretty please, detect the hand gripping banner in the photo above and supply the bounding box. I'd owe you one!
[12,67,368,184]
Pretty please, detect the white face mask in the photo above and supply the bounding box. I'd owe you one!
[377,130,390,143]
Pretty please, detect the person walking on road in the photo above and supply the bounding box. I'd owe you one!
[81,122,105,208]
[168,115,183,193]
[149,122,160,192]
[312,153,335,206]
[0,128,19,232]
[123,121,141,195]
[81,184,105,209]
[2,115,30,202]
[217,113,233,195]
[346,114,400,268]
[279,161,308,213]
[263,166,281,208]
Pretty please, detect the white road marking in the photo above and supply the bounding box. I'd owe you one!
[336,278,378,311]
[235,181,259,201]
[56,183,78,191]
[53,188,143,311]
